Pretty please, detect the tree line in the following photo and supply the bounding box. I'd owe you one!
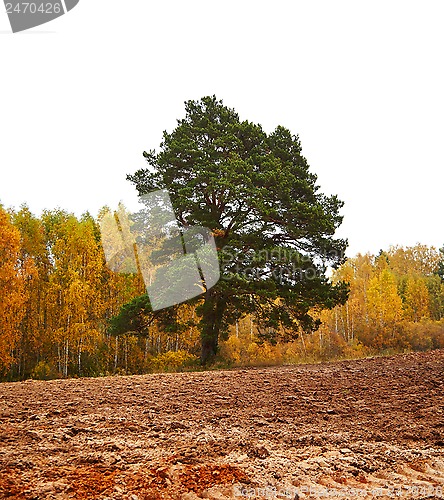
[0,205,144,380]
[321,245,444,354]
[1,205,443,381]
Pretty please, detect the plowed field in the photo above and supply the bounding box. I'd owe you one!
[1,350,443,499]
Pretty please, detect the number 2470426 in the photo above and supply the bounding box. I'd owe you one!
[5,3,62,14]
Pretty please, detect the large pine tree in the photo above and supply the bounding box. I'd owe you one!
[126,96,349,364]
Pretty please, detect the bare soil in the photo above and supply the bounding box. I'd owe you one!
[0,350,443,499]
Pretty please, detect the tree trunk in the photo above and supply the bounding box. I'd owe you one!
[78,338,82,375]
[57,343,61,374]
[64,339,69,377]
[114,336,118,371]
[200,292,226,365]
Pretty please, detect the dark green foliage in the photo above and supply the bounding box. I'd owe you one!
[109,294,154,336]
[109,294,191,337]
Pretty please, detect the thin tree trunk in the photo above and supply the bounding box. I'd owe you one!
[340,310,346,340]
[364,282,369,325]
[114,336,118,371]
[64,339,69,377]
[334,308,338,334]
[346,302,350,342]
[300,332,307,357]
[78,338,82,375]
[351,311,354,341]
[58,343,61,374]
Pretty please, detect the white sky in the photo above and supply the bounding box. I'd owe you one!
[1,1,443,257]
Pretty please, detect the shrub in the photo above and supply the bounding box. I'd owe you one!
[31,361,58,380]
[147,350,199,372]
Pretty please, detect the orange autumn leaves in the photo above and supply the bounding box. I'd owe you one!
[0,208,25,375]
[320,246,444,351]
[0,205,145,379]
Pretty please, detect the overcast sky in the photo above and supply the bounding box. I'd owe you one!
[1,1,443,257]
